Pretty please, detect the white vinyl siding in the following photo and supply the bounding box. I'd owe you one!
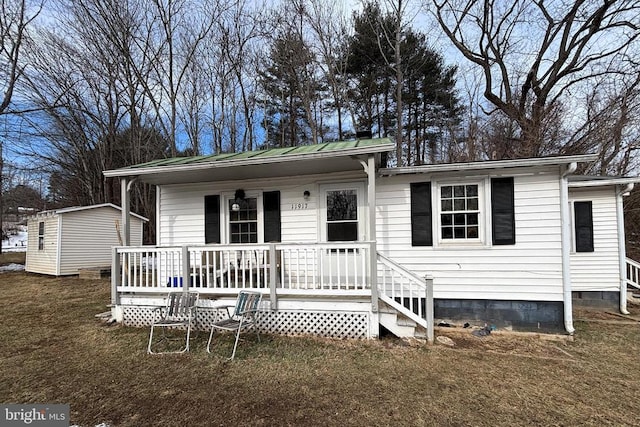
[25,215,59,275]
[569,187,620,292]
[58,208,144,275]
[26,205,145,276]
[376,168,564,302]
[157,172,364,246]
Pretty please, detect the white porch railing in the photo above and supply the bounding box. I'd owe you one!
[112,242,373,298]
[111,242,436,340]
[376,252,434,342]
[626,257,640,290]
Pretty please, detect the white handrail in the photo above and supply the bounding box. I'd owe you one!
[376,252,433,342]
[626,257,640,290]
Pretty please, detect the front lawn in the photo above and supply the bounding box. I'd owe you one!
[0,271,638,426]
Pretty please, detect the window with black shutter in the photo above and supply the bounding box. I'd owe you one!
[410,182,432,246]
[491,177,515,245]
[204,195,220,244]
[574,201,594,252]
[263,191,281,242]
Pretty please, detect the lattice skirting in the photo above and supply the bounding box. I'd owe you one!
[122,306,369,339]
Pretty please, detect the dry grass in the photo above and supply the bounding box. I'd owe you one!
[0,271,639,426]
[0,251,26,265]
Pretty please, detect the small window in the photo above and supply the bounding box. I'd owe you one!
[326,190,358,241]
[38,222,45,250]
[440,184,479,240]
[229,198,258,243]
[574,201,594,252]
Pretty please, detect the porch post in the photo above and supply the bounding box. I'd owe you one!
[182,245,190,291]
[425,274,434,344]
[120,177,131,246]
[269,243,278,310]
[111,246,122,321]
[367,155,379,313]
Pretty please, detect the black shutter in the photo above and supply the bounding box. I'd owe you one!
[204,195,220,244]
[574,201,594,252]
[491,177,515,245]
[410,182,432,246]
[263,191,281,242]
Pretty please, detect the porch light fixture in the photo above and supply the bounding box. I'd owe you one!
[232,189,245,212]
[303,190,310,200]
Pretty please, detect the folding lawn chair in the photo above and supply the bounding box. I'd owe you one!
[147,291,199,354]
[206,290,262,360]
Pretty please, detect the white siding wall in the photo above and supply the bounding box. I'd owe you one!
[376,168,564,302]
[158,172,364,246]
[569,187,620,292]
[25,215,60,275]
[158,167,568,302]
[58,208,144,275]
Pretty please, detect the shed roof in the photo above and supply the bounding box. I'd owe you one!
[32,203,148,221]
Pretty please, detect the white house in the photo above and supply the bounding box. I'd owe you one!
[26,203,147,276]
[103,138,639,339]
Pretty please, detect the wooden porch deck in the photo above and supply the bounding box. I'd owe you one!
[111,242,433,340]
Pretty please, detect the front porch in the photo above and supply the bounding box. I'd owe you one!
[111,242,434,340]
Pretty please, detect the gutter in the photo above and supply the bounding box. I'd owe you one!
[560,162,577,334]
[380,154,598,176]
[616,183,634,315]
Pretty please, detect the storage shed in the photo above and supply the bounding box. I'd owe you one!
[26,203,147,276]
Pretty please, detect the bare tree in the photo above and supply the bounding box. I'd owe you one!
[299,0,354,141]
[0,0,41,115]
[573,72,640,176]
[433,0,640,158]
[150,0,222,156]
[0,0,41,253]
[361,0,419,165]
[204,0,264,153]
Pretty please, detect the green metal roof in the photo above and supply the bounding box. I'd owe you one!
[104,138,393,177]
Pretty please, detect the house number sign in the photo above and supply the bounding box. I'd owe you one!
[291,202,309,210]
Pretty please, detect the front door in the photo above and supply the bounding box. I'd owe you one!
[319,183,366,287]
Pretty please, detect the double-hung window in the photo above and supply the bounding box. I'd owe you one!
[440,184,480,240]
[38,222,45,250]
[411,178,515,247]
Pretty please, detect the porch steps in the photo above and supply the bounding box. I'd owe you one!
[379,303,424,339]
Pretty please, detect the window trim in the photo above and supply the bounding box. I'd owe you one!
[318,182,366,243]
[436,181,484,245]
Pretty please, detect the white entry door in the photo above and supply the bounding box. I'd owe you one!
[318,183,366,287]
